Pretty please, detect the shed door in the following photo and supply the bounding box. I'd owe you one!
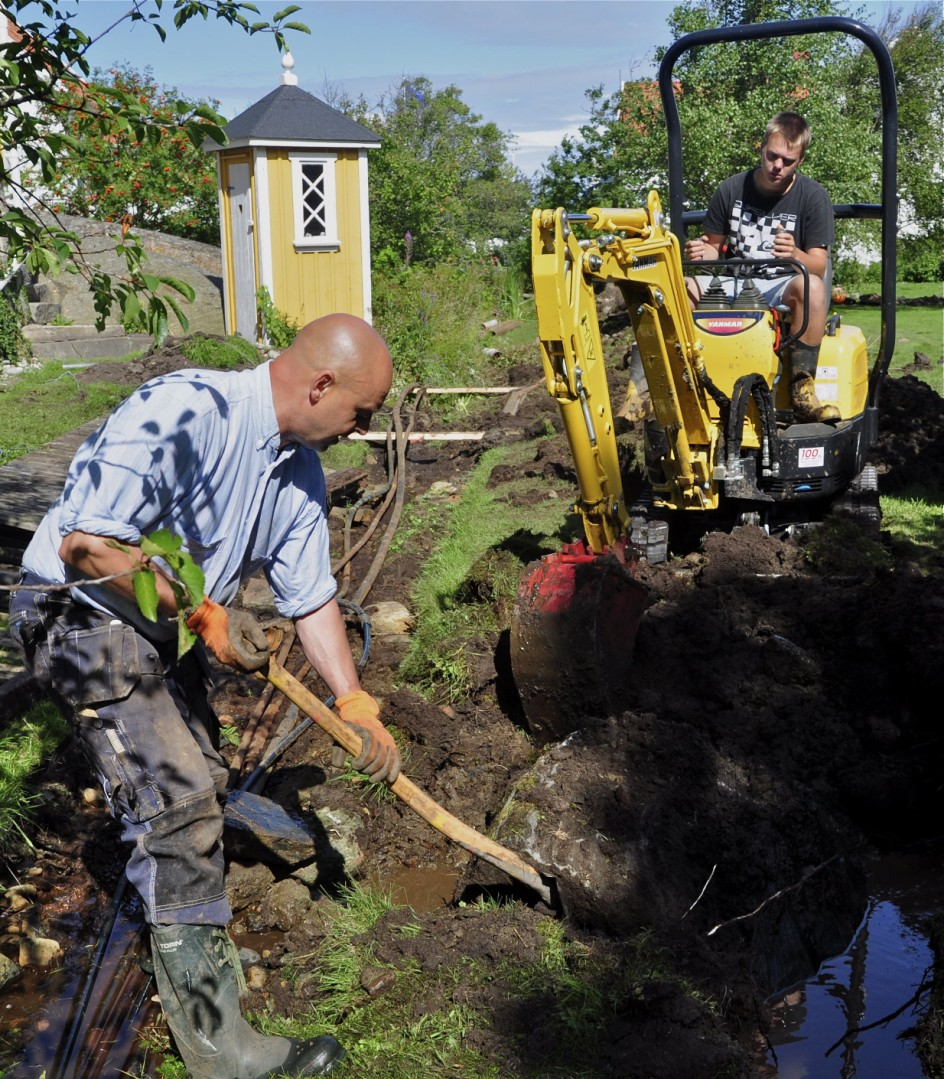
[227,161,257,340]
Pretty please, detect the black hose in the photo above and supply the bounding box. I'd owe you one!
[725,374,778,476]
[52,873,132,1079]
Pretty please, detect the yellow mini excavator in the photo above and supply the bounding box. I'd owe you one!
[511,17,898,740]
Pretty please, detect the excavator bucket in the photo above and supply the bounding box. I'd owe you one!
[510,544,648,744]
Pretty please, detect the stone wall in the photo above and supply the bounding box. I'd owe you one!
[22,214,227,358]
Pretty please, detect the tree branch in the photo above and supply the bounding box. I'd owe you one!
[707,854,840,937]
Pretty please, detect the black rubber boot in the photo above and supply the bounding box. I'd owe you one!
[151,924,345,1078]
[789,343,840,423]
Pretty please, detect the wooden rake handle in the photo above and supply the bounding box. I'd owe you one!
[262,656,552,906]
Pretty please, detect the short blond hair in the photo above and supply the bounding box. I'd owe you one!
[763,112,811,157]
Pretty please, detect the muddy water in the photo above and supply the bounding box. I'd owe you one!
[760,850,941,1078]
[371,865,461,912]
[2,897,157,1079]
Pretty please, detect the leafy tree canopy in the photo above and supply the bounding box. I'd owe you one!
[338,76,533,269]
[47,63,223,246]
[0,0,309,343]
[865,3,943,237]
[535,0,941,264]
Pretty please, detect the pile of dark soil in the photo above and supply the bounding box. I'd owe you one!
[1,336,942,1077]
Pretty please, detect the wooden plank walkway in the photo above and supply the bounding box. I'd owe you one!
[0,420,103,533]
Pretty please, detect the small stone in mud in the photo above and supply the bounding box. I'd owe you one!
[4,885,37,911]
[0,953,20,990]
[82,787,104,805]
[360,966,396,997]
[19,936,63,967]
[364,600,415,635]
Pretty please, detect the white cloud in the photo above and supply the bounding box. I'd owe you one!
[514,128,581,149]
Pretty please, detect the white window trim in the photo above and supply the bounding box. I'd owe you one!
[290,152,339,250]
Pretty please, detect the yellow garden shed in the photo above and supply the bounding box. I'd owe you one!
[205,54,380,341]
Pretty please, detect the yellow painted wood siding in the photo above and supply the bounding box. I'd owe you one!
[266,148,366,323]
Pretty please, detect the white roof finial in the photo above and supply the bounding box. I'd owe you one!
[280,50,297,86]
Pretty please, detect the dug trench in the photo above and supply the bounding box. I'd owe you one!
[0,325,942,1077]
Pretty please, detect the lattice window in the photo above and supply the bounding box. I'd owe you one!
[290,153,338,248]
[300,162,327,237]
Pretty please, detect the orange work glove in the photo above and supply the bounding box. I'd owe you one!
[335,690,401,783]
[186,598,270,671]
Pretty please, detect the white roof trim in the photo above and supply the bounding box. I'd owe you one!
[208,137,378,154]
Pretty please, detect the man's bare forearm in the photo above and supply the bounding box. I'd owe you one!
[59,531,180,612]
[294,599,362,698]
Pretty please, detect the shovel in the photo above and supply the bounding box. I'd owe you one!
[261,649,554,908]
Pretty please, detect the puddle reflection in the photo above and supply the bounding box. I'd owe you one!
[762,851,941,1078]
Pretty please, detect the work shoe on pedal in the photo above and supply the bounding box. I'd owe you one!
[790,372,840,424]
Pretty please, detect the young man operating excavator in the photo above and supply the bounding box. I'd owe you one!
[685,111,840,424]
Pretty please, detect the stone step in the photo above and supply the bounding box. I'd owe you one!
[22,324,152,360]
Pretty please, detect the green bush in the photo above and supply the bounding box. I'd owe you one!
[181,333,261,370]
[256,286,299,349]
[0,282,31,366]
[898,236,944,283]
[833,256,881,289]
[372,259,527,392]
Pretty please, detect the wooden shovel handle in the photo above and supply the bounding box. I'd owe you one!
[263,656,552,906]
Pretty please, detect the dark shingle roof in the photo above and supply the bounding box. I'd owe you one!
[219,84,380,145]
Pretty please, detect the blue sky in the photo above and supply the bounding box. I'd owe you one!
[71,0,916,178]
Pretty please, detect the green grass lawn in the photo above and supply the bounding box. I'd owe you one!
[0,335,259,467]
[0,362,131,466]
[837,293,943,389]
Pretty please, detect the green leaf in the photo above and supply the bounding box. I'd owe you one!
[132,567,160,622]
[176,558,205,607]
[0,60,21,86]
[140,529,183,558]
[159,275,196,301]
[151,304,170,348]
[163,293,191,332]
[177,614,198,658]
[121,291,142,329]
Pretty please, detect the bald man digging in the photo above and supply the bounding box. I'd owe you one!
[9,314,399,1077]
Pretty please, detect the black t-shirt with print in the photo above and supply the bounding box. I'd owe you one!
[703,170,834,279]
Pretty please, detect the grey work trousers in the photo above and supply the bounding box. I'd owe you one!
[9,575,233,927]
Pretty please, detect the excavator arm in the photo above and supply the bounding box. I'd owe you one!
[531,191,721,554]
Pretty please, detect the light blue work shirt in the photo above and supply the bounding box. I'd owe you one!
[22,362,335,641]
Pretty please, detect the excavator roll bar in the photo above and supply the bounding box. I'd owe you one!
[657,16,898,410]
